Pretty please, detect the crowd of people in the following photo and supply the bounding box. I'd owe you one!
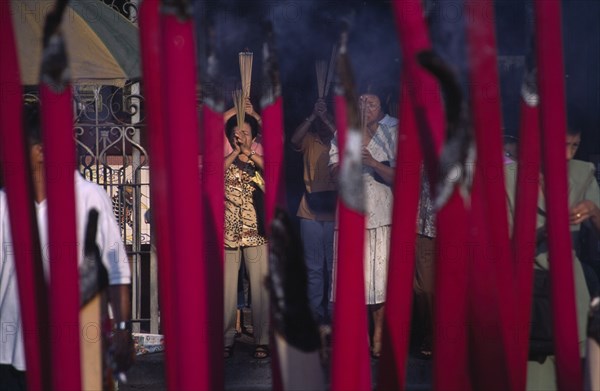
[1,80,599,391]
[221,90,444,362]
[221,83,600,391]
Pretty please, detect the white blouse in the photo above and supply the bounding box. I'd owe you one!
[329,114,398,229]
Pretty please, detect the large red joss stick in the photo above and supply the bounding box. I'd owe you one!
[377,82,422,391]
[138,1,179,389]
[391,0,445,178]
[330,56,371,389]
[38,11,82,385]
[260,24,286,390]
[201,101,225,391]
[512,89,541,388]
[262,97,286,227]
[534,1,583,388]
[386,1,444,389]
[262,96,286,391]
[40,81,82,391]
[465,1,520,389]
[0,3,51,389]
[390,2,470,390]
[160,6,211,389]
[433,190,471,391]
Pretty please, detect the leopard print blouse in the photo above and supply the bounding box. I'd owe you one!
[224,159,267,248]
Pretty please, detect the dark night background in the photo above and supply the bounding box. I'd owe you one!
[192,0,600,216]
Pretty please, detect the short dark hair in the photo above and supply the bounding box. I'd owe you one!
[566,127,581,136]
[225,115,260,140]
[23,102,42,146]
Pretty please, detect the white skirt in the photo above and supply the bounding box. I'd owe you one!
[332,225,391,305]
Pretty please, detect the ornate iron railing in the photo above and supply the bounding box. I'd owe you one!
[25,81,155,333]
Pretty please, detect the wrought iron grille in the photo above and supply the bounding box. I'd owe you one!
[25,81,154,333]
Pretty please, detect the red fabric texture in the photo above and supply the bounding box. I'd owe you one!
[512,99,541,388]
[330,94,371,391]
[40,82,82,390]
[464,1,517,389]
[200,105,225,389]
[160,13,211,390]
[377,84,422,391]
[534,2,583,388]
[261,96,286,228]
[0,3,50,388]
[138,2,179,389]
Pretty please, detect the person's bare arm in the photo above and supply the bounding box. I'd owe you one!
[245,151,264,171]
[239,134,264,171]
[291,114,316,148]
[223,106,236,123]
[244,97,262,126]
[291,99,328,147]
[109,284,131,326]
[319,115,336,134]
[362,147,395,185]
[223,97,262,125]
[225,148,240,170]
[108,284,134,372]
[225,134,242,170]
[315,100,336,134]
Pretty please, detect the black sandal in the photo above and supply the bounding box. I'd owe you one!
[253,345,269,359]
[224,345,234,358]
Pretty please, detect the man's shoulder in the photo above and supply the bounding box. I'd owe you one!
[569,159,599,196]
[76,173,103,193]
[569,159,595,174]
[75,173,111,204]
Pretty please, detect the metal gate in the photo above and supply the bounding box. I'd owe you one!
[25,82,156,333]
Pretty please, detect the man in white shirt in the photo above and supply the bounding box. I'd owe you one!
[0,103,133,389]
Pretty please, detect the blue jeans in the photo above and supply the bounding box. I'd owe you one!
[300,219,335,325]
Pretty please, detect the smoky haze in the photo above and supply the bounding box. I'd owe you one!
[193,0,403,215]
[192,0,600,217]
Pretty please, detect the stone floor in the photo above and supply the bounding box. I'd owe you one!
[121,332,432,391]
[121,308,433,390]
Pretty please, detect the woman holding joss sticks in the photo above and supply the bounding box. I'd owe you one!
[223,95,270,360]
[329,92,398,358]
